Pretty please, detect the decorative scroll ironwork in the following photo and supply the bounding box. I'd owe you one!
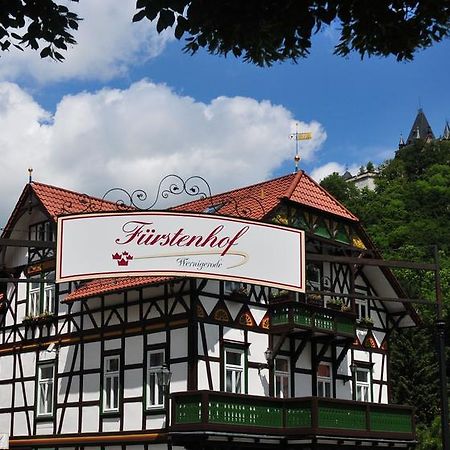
[59,174,266,219]
[102,175,212,210]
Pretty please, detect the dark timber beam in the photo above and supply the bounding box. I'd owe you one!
[306,253,436,271]
[0,238,56,249]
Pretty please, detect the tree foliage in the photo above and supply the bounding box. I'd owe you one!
[2,1,450,66]
[321,139,450,432]
[0,0,81,60]
[133,0,450,66]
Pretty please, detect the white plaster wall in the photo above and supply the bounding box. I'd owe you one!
[61,407,79,434]
[372,353,383,381]
[59,375,80,403]
[171,362,187,393]
[0,385,11,408]
[170,329,187,359]
[105,338,122,351]
[247,331,267,364]
[84,342,101,370]
[0,413,10,435]
[123,402,142,431]
[147,332,166,346]
[248,368,267,396]
[203,324,219,357]
[296,343,311,369]
[19,352,35,378]
[16,303,26,322]
[336,379,352,400]
[223,327,244,342]
[295,373,312,397]
[36,420,53,435]
[0,355,13,380]
[197,360,209,390]
[128,304,140,323]
[354,349,370,363]
[126,336,144,365]
[83,373,100,401]
[13,412,28,435]
[146,414,165,430]
[124,368,142,398]
[82,406,99,433]
[102,417,120,432]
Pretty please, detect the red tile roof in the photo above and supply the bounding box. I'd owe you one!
[31,181,125,220]
[64,276,173,302]
[174,171,358,222]
[4,172,357,302]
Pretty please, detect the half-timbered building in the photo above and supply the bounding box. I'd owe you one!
[0,172,418,450]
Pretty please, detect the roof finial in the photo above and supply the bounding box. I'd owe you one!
[289,122,312,173]
[398,133,405,149]
[28,167,33,184]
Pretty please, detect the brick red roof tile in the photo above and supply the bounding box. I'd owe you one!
[5,173,357,302]
[31,181,125,220]
[174,171,358,222]
[64,276,173,302]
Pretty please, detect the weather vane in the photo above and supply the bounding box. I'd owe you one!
[289,123,312,172]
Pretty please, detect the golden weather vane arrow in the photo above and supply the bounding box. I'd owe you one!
[289,122,312,172]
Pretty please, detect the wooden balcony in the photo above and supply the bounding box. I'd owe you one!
[269,300,357,338]
[171,391,415,443]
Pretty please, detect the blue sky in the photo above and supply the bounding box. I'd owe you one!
[0,1,449,224]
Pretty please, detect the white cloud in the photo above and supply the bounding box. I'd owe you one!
[0,80,327,224]
[310,162,359,182]
[0,0,173,82]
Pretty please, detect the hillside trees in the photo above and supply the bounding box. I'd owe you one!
[321,139,450,427]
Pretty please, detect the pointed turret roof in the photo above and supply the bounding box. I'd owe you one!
[406,109,435,144]
[442,121,450,140]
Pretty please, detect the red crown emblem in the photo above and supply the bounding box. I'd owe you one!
[112,251,134,267]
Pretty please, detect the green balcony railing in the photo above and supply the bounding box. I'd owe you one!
[171,391,415,441]
[270,302,356,337]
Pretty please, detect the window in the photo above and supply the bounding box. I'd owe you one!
[225,348,245,394]
[103,355,120,412]
[306,263,321,291]
[28,271,55,315]
[30,221,55,242]
[275,357,290,398]
[224,281,247,295]
[37,363,55,417]
[317,363,332,398]
[29,221,56,263]
[356,299,368,320]
[147,350,165,409]
[355,368,371,402]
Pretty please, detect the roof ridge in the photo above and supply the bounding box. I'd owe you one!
[177,172,296,208]
[31,180,118,207]
[284,170,304,198]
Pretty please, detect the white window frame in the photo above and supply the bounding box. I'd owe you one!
[103,355,120,413]
[317,362,333,398]
[355,367,372,402]
[146,349,165,409]
[274,356,290,398]
[28,271,55,316]
[225,348,245,394]
[355,298,368,320]
[37,363,55,417]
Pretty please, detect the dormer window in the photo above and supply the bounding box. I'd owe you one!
[29,220,55,263]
